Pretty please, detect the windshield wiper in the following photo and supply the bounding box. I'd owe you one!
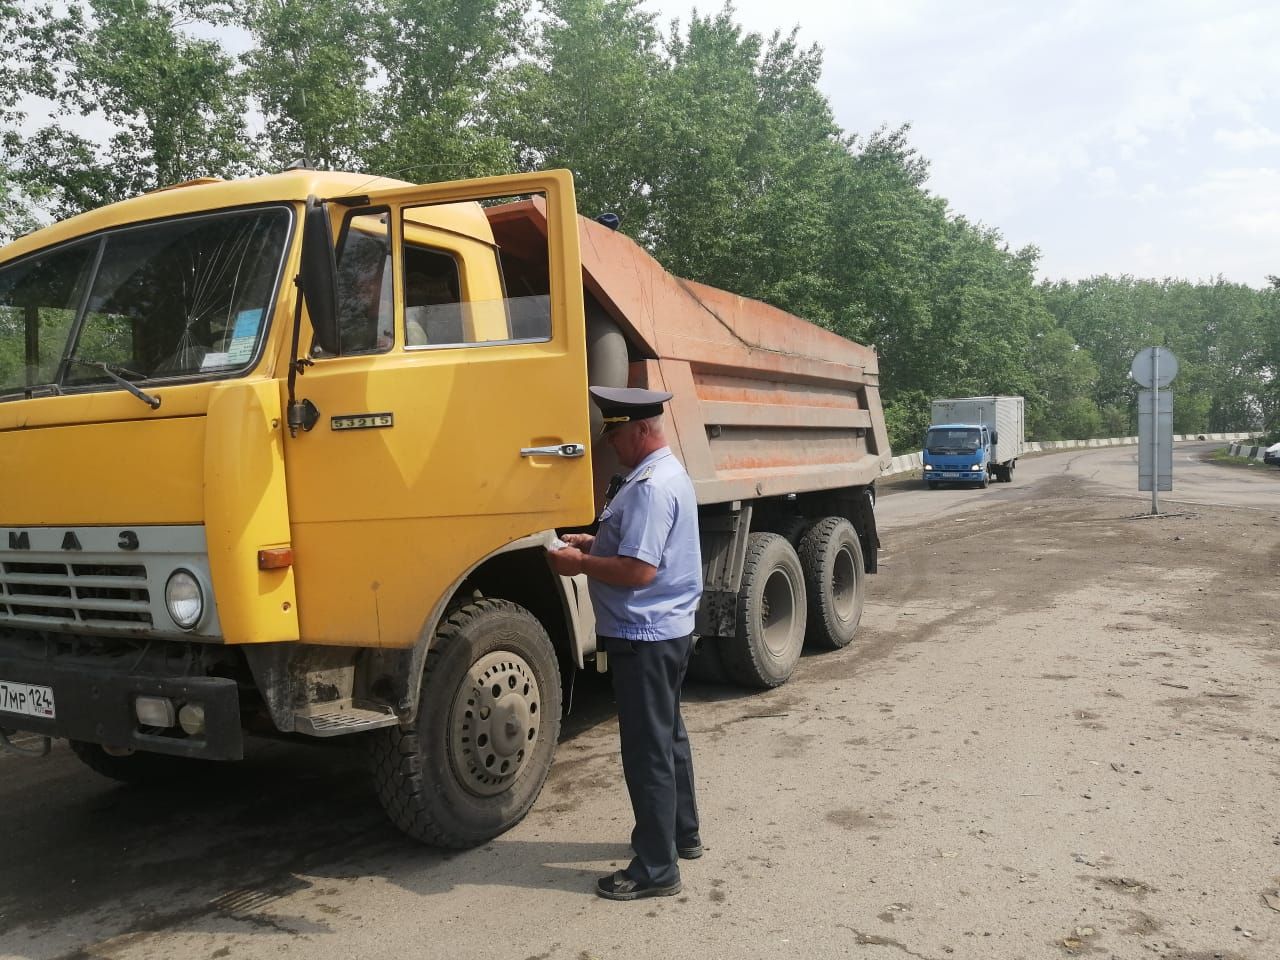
[65,358,162,410]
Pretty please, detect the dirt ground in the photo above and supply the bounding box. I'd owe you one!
[2,456,1279,960]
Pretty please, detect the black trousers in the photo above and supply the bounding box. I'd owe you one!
[601,633,699,887]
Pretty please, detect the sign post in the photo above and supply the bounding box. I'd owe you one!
[1130,347,1178,515]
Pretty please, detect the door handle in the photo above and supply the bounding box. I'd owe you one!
[521,443,586,458]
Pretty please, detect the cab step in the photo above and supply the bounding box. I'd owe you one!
[294,701,400,737]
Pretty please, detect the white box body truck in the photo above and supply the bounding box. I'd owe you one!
[924,396,1025,488]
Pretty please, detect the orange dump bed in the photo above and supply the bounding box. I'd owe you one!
[488,203,889,506]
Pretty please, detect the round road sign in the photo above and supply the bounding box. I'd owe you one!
[1130,346,1178,388]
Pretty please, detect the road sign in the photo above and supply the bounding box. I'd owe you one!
[1132,346,1178,513]
[1137,389,1172,492]
[1130,346,1178,388]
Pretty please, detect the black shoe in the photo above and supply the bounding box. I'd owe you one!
[596,870,682,901]
[677,842,703,860]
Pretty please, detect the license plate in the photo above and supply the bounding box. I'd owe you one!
[0,680,56,719]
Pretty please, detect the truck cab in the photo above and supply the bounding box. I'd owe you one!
[922,423,992,488]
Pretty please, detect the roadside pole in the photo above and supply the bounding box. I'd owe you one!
[1151,350,1159,515]
[1131,347,1177,516]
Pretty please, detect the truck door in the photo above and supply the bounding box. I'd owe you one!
[282,171,593,648]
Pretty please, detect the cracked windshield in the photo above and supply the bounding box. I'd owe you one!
[0,208,290,399]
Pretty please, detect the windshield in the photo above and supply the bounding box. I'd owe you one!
[925,427,983,455]
[0,206,291,399]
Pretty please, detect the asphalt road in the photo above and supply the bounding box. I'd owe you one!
[876,440,1280,526]
[2,442,1277,960]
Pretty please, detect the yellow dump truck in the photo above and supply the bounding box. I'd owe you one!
[0,169,888,846]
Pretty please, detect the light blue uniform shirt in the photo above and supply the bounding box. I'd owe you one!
[589,447,703,641]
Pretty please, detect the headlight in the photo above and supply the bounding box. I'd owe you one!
[972,463,983,470]
[165,569,204,629]
[923,463,931,469]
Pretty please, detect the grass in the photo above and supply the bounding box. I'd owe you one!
[1207,448,1273,470]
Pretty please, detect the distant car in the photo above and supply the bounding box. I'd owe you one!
[1264,441,1280,466]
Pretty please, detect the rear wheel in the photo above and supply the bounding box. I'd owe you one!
[799,517,866,650]
[721,533,807,688]
[370,598,561,848]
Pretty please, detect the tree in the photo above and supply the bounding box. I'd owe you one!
[8,0,252,220]
[365,0,528,181]
[645,8,846,325]
[237,0,377,171]
[508,0,662,233]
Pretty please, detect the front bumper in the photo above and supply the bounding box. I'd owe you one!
[924,470,986,482]
[0,648,243,760]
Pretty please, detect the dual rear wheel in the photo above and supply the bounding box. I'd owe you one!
[716,517,866,689]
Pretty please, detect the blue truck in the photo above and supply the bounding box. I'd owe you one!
[922,396,1025,489]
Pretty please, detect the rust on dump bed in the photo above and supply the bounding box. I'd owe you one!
[487,200,889,506]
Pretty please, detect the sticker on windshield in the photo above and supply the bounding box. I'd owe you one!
[225,309,263,364]
[200,351,232,370]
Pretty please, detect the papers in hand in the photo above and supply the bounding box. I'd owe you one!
[549,537,569,551]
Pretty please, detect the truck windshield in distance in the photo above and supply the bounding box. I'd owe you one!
[925,427,983,455]
[0,207,291,400]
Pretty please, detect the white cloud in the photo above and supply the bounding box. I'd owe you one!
[640,0,1280,286]
[1188,167,1280,235]
[1213,125,1280,151]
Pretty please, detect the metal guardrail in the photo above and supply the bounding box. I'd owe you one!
[1226,442,1274,463]
[881,433,1256,477]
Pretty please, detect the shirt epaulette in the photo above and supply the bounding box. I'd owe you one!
[635,464,656,482]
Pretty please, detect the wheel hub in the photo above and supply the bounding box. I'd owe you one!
[760,568,797,657]
[449,651,542,797]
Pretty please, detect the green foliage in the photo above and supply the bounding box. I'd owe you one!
[507,0,662,232]
[237,0,379,171]
[366,0,528,179]
[9,0,253,218]
[883,390,933,453]
[1039,275,1274,436]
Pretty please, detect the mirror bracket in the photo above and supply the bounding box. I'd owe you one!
[287,398,320,438]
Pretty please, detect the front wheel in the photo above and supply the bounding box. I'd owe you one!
[370,598,562,848]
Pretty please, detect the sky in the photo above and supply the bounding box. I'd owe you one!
[641,0,1280,288]
[14,1,1279,288]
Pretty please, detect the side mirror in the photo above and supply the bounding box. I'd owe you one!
[301,196,340,355]
[990,431,999,444]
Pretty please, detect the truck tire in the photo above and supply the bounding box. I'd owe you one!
[979,471,990,489]
[798,517,865,650]
[721,533,807,689]
[370,598,562,848]
[68,740,211,785]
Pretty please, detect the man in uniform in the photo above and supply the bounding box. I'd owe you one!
[546,386,703,901]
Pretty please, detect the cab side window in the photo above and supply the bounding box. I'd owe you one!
[403,246,463,347]
[327,209,392,356]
